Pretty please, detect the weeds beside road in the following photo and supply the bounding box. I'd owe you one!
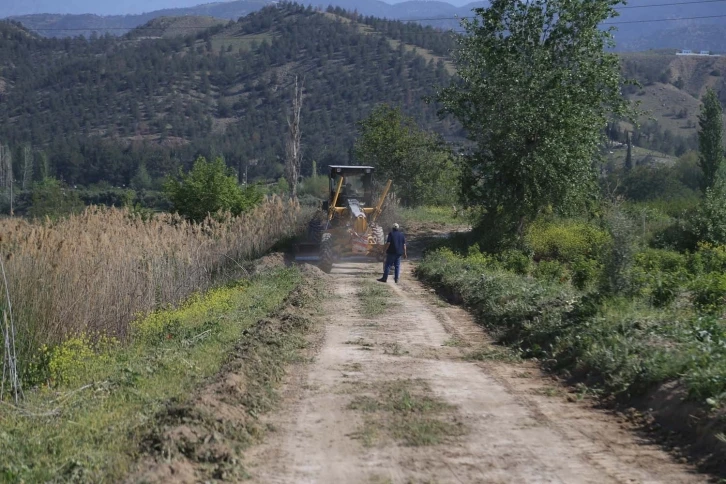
[0,265,323,482]
[0,197,306,388]
[415,219,726,474]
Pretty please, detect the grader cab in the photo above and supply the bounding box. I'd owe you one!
[295,165,392,273]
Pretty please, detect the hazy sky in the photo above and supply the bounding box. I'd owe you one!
[2,0,475,17]
[4,1,216,17]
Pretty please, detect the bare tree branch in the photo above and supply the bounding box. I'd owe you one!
[285,76,304,198]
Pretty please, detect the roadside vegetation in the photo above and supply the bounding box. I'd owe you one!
[0,267,321,482]
[406,0,726,466]
[399,206,469,228]
[0,197,305,392]
[1,0,725,478]
[416,219,726,403]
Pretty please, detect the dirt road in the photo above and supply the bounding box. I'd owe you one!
[245,258,706,483]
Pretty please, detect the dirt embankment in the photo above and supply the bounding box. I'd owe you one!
[127,262,328,483]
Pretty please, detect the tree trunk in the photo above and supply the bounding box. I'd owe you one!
[285,76,304,198]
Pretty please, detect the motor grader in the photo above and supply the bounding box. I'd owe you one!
[295,165,392,273]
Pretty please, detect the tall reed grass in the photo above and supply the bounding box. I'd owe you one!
[0,196,305,382]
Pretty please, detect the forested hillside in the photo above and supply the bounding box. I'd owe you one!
[7,0,486,38]
[615,51,726,157]
[0,4,456,187]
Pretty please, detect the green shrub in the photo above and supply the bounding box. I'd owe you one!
[297,175,328,199]
[650,271,682,308]
[693,179,726,245]
[28,178,85,219]
[497,250,531,275]
[691,272,726,313]
[651,217,698,251]
[633,248,688,274]
[525,219,610,262]
[533,260,569,283]
[464,245,499,269]
[602,204,639,296]
[415,245,726,407]
[571,257,602,290]
[164,156,263,222]
[682,316,726,403]
[691,243,726,275]
[628,249,690,306]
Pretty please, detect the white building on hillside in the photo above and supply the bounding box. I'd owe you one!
[676,49,719,56]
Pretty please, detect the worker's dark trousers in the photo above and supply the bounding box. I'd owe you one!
[382,254,401,282]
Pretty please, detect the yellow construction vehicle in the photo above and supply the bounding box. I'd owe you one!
[295,165,392,273]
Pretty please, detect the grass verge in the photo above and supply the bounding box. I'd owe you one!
[0,266,322,483]
[465,346,521,363]
[399,206,465,227]
[415,247,726,473]
[348,379,465,447]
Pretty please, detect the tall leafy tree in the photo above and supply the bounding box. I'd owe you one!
[354,104,457,206]
[28,178,85,220]
[697,89,725,191]
[438,0,630,241]
[164,156,262,222]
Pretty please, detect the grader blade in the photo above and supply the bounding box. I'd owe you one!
[294,242,322,262]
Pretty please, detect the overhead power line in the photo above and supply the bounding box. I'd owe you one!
[387,0,726,22]
[604,12,726,23]
[445,11,726,31]
[11,1,726,33]
[618,0,726,8]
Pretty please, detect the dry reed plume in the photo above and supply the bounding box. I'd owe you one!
[0,196,305,375]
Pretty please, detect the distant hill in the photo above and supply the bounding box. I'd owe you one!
[7,0,272,39]
[0,0,212,17]
[0,5,458,187]
[614,24,726,54]
[8,0,486,38]
[6,0,726,53]
[1,2,724,191]
[618,51,726,156]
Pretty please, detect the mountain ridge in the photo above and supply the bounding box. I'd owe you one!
[6,0,726,52]
[0,5,457,186]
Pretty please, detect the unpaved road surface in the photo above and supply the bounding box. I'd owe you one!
[245,258,706,483]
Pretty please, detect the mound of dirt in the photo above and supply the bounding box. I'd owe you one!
[298,262,329,279]
[131,460,197,484]
[637,381,726,475]
[251,252,286,274]
[127,271,325,482]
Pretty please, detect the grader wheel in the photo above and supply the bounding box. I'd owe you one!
[370,223,385,245]
[319,233,334,273]
[307,218,324,243]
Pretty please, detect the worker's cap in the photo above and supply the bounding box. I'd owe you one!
[393,223,400,230]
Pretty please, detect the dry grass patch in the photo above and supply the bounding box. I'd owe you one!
[0,267,317,482]
[348,379,465,447]
[381,342,407,356]
[442,336,466,347]
[357,281,393,318]
[0,197,307,384]
[464,346,521,363]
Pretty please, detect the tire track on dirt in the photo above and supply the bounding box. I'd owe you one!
[244,261,705,483]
